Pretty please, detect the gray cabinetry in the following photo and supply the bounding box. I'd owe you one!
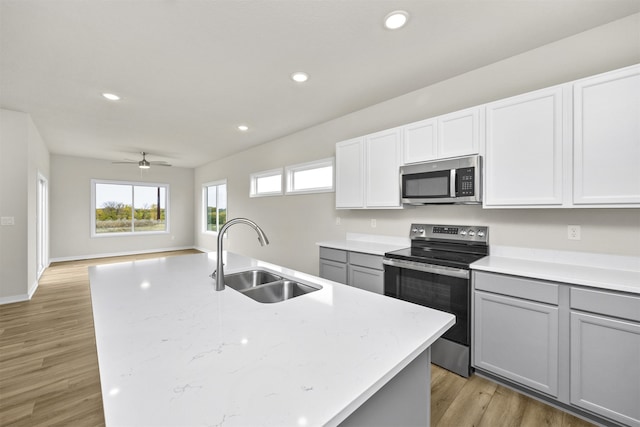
[473,271,560,397]
[348,252,384,295]
[570,288,640,427]
[473,270,640,427]
[319,248,348,285]
[319,248,384,294]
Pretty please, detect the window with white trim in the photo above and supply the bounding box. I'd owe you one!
[203,180,227,233]
[285,158,334,194]
[250,168,283,197]
[91,180,169,236]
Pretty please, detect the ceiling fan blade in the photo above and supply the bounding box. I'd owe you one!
[112,161,138,165]
[149,162,172,166]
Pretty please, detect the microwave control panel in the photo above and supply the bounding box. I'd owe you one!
[456,167,475,196]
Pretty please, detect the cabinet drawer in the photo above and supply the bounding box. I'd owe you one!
[349,252,383,270]
[319,247,348,263]
[474,271,559,305]
[571,287,640,322]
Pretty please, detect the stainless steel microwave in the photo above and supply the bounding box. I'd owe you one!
[400,155,482,205]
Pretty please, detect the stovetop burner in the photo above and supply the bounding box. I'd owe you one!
[384,223,489,268]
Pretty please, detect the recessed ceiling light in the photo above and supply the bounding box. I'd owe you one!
[384,11,409,30]
[102,92,121,101]
[238,125,249,132]
[291,72,309,83]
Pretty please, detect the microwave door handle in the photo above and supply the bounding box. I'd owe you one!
[450,169,456,197]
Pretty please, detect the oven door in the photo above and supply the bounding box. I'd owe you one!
[383,258,470,346]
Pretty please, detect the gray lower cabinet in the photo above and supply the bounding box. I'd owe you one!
[473,272,560,397]
[570,288,640,427]
[318,247,348,284]
[319,247,384,294]
[473,270,640,427]
[319,259,348,285]
[349,265,384,294]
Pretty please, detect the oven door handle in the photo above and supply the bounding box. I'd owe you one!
[382,257,470,279]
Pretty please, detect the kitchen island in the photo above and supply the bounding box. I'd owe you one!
[89,252,454,426]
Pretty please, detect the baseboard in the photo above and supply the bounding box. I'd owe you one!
[194,246,212,253]
[49,246,199,263]
[0,293,30,305]
[28,279,39,299]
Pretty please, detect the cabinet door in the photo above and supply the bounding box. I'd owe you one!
[365,128,402,208]
[403,118,437,164]
[336,137,365,208]
[484,86,567,207]
[573,65,640,205]
[437,107,480,158]
[319,259,348,285]
[570,312,640,427]
[474,291,559,397]
[348,265,384,294]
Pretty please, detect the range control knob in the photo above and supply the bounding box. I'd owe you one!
[412,227,419,233]
[460,229,467,236]
[468,230,476,237]
[477,230,485,238]
[418,228,424,234]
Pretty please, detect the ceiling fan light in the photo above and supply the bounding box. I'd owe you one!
[139,160,151,169]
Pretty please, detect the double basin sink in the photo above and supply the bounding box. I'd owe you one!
[224,269,321,303]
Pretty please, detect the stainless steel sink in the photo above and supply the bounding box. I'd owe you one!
[224,270,283,291]
[224,269,321,303]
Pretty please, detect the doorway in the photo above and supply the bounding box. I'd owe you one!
[37,173,48,278]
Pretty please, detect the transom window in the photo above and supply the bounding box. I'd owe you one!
[91,180,169,236]
[285,158,334,194]
[203,180,227,233]
[250,168,283,197]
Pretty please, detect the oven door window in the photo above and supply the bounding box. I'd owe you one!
[402,170,451,199]
[386,266,469,345]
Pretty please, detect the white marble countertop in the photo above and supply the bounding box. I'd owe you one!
[89,252,454,427]
[317,233,409,256]
[471,247,640,295]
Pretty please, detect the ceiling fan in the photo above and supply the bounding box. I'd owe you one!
[112,152,171,169]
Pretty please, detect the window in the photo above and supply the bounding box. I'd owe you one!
[91,180,169,236]
[286,158,334,194]
[203,180,227,233]
[250,168,283,197]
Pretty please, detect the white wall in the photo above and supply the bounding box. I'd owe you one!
[50,154,195,261]
[195,14,640,277]
[0,109,50,303]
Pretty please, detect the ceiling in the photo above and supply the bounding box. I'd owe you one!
[1,0,639,168]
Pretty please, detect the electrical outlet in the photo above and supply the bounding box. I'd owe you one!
[1,217,15,226]
[371,219,377,228]
[568,225,581,240]
[336,217,341,226]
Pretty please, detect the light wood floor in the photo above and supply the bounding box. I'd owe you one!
[0,250,595,427]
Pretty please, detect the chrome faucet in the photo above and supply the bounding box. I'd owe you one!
[211,218,269,291]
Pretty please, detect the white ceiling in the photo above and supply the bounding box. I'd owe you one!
[2,0,639,168]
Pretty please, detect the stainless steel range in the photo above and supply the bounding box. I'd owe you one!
[383,224,489,377]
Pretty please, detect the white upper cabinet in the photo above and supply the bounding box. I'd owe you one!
[484,85,569,207]
[402,107,480,165]
[335,129,402,209]
[365,128,402,208]
[573,64,640,206]
[437,107,481,159]
[402,118,437,164]
[335,137,365,208]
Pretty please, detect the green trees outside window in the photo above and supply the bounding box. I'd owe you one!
[94,182,168,234]
[205,181,227,232]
